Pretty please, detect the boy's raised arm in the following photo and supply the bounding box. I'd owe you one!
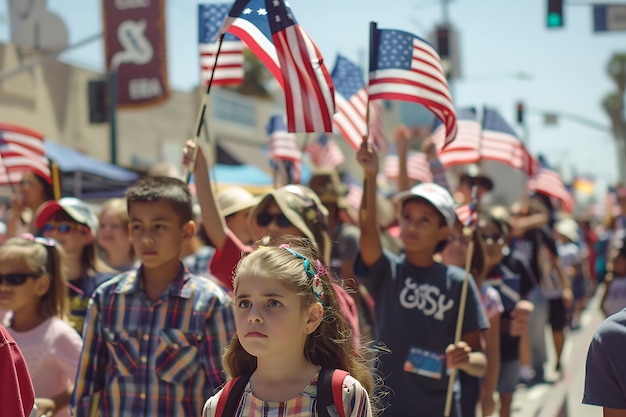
[356,140,382,266]
[183,141,228,250]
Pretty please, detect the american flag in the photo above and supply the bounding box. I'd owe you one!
[220,0,335,132]
[528,155,574,213]
[331,54,387,151]
[305,134,345,168]
[481,108,533,174]
[267,115,301,183]
[383,152,432,183]
[0,123,50,185]
[198,3,244,86]
[368,24,457,148]
[432,108,481,168]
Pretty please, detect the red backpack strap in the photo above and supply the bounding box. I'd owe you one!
[331,370,349,417]
[214,375,250,417]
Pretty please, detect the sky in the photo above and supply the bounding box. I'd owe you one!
[0,0,624,189]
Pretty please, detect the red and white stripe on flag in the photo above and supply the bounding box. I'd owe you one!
[269,131,301,163]
[528,168,574,212]
[384,152,433,183]
[0,123,50,185]
[305,137,345,169]
[199,40,244,86]
[334,88,368,150]
[273,25,335,132]
[433,119,482,168]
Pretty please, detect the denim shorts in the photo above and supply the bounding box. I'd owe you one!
[498,359,520,394]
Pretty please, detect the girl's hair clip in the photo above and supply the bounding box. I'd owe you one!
[281,246,326,307]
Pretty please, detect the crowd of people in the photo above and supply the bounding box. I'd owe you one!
[0,128,625,417]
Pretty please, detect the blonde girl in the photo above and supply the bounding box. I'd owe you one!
[0,236,83,417]
[202,237,374,417]
[97,198,137,272]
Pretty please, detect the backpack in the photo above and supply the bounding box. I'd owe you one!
[214,368,349,417]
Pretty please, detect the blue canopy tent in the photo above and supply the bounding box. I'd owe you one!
[192,163,312,194]
[45,141,139,199]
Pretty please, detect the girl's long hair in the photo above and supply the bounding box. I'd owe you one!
[223,236,375,394]
[0,236,68,320]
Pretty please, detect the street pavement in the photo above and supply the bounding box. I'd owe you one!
[504,287,608,417]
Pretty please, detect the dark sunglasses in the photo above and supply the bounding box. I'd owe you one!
[256,212,292,228]
[42,222,86,234]
[0,273,39,286]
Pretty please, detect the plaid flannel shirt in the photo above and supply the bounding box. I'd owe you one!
[72,265,235,417]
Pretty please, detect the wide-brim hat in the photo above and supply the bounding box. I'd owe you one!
[217,186,260,217]
[251,184,328,247]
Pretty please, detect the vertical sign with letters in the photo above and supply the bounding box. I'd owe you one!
[103,0,169,107]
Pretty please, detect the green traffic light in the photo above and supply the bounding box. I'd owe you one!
[547,12,563,27]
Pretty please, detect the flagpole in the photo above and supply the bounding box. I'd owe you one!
[50,160,61,200]
[444,185,477,417]
[183,34,225,184]
[361,21,379,223]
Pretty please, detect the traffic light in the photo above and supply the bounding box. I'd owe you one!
[516,102,525,124]
[436,25,450,59]
[547,0,564,28]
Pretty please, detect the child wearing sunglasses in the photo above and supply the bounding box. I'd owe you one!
[34,198,114,335]
[0,235,83,417]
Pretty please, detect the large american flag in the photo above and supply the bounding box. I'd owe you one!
[0,123,50,185]
[220,0,335,132]
[198,3,244,86]
[267,115,301,183]
[383,152,432,183]
[432,107,481,168]
[331,54,387,151]
[305,134,345,168]
[528,155,574,212]
[368,24,457,148]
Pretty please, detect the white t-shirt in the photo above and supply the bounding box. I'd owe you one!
[8,317,83,417]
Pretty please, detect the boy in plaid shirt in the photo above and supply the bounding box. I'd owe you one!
[72,176,235,417]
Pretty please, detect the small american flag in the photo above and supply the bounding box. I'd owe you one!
[267,115,301,183]
[331,54,387,151]
[368,24,457,148]
[198,3,244,86]
[383,152,432,183]
[528,155,574,212]
[0,123,50,185]
[305,134,345,168]
[432,108,481,168]
[221,0,334,132]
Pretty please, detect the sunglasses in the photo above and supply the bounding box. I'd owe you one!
[256,212,292,228]
[0,273,39,286]
[42,222,87,234]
